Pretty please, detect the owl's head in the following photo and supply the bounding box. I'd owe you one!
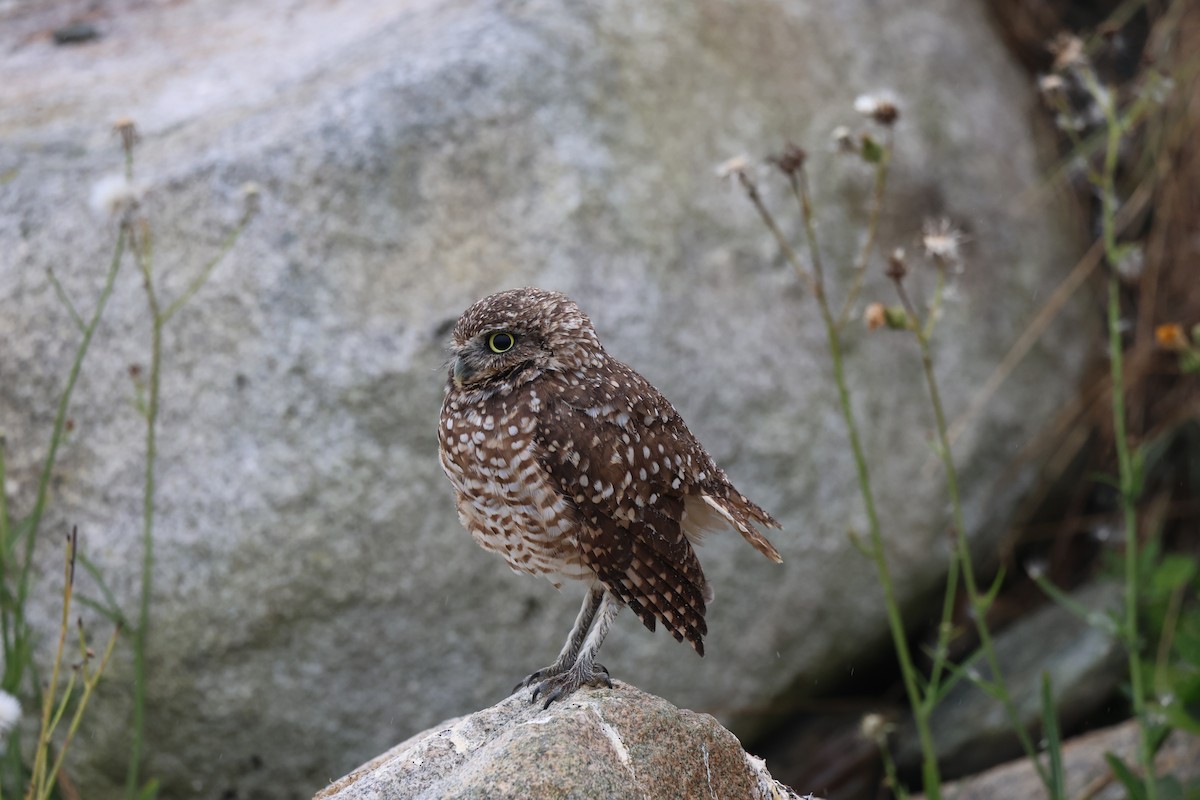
[446,287,603,392]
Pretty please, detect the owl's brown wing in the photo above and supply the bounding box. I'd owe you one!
[535,361,719,654]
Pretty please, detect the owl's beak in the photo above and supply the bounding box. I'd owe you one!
[451,355,471,388]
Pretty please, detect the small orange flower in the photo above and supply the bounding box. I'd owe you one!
[1155,323,1188,351]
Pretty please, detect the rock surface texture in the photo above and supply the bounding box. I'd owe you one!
[931,722,1200,800]
[1,0,1089,797]
[316,682,805,800]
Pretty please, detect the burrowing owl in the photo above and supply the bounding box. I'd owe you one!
[438,287,781,707]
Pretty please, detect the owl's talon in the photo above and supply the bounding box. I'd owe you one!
[513,664,565,695]
[530,662,613,708]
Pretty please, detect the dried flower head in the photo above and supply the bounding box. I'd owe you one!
[865,302,887,331]
[854,91,900,126]
[885,247,908,281]
[769,143,807,176]
[240,181,262,217]
[860,713,893,745]
[112,117,140,154]
[1024,557,1048,580]
[830,125,856,154]
[715,155,751,181]
[1049,33,1087,71]
[1036,73,1067,107]
[88,173,146,219]
[865,302,910,331]
[921,218,966,266]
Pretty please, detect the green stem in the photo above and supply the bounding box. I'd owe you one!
[1110,272,1156,796]
[0,433,10,575]
[125,229,162,800]
[17,227,126,610]
[162,209,252,323]
[822,304,942,798]
[838,135,892,328]
[1088,64,1157,800]
[43,623,121,800]
[737,172,817,296]
[742,165,942,798]
[26,531,75,800]
[787,180,937,780]
[922,512,960,703]
[45,268,85,334]
[786,171,828,298]
[893,278,1052,791]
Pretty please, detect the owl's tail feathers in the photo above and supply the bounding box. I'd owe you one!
[699,493,783,564]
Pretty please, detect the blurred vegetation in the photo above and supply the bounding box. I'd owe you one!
[746,0,1199,797]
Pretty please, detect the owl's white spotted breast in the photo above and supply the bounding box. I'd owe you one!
[438,387,592,588]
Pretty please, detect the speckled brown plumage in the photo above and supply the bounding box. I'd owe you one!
[438,287,781,706]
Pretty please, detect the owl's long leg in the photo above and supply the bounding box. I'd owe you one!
[512,584,604,693]
[531,590,621,708]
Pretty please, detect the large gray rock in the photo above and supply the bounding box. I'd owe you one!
[316,682,805,800]
[0,0,1089,797]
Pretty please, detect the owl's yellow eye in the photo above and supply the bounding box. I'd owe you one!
[487,331,516,353]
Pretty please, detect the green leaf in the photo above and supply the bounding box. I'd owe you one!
[986,566,1007,602]
[1106,753,1148,800]
[926,648,988,707]
[75,594,127,628]
[77,551,129,626]
[138,777,161,800]
[1156,775,1185,800]
[861,135,885,164]
[1151,555,1198,596]
[1129,445,1148,501]
[1166,704,1200,734]
[1108,242,1140,267]
[1041,673,1066,799]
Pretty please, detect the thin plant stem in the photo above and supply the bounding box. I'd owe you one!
[1109,272,1157,797]
[1154,585,1183,696]
[162,208,254,323]
[784,171,827,298]
[40,622,120,800]
[124,222,161,800]
[922,522,961,705]
[0,433,10,574]
[876,739,908,800]
[892,275,1053,791]
[16,228,126,608]
[920,268,945,342]
[26,530,76,800]
[1089,63,1158,800]
[838,133,892,328]
[45,269,85,334]
[736,172,817,296]
[943,94,1154,452]
[738,164,943,799]
[123,191,254,800]
[821,300,942,799]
